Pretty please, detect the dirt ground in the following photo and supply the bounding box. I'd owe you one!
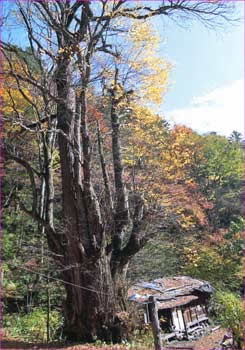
[165,328,227,350]
[1,328,226,350]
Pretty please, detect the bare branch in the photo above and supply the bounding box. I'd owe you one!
[97,121,113,212]
[93,0,238,28]
[1,45,60,104]
[3,149,38,217]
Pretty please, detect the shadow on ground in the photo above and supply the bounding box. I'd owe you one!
[1,340,68,349]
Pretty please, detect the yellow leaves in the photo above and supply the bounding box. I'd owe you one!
[123,108,208,231]
[163,125,203,183]
[125,110,166,168]
[127,20,171,105]
[57,47,65,54]
[57,44,85,63]
[2,87,31,116]
[2,55,43,144]
[137,56,170,105]
[129,21,160,50]
[2,59,32,117]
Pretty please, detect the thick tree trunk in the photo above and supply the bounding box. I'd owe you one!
[62,253,125,343]
[55,59,126,343]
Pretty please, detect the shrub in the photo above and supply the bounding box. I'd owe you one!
[212,291,244,349]
[3,307,63,342]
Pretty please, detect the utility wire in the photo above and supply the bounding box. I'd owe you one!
[8,262,112,296]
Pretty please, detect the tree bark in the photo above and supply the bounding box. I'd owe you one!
[54,57,125,342]
[62,255,124,342]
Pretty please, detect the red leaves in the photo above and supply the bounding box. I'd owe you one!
[87,105,103,122]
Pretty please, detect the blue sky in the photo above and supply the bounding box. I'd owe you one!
[2,1,244,137]
[155,2,244,137]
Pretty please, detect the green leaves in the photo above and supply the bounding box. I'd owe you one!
[3,308,63,343]
[182,217,244,295]
[213,291,244,349]
[192,133,244,228]
[201,134,244,188]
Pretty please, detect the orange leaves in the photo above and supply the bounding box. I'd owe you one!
[87,104,103,122]
[123,105,210,231]
[160,183,210,228]
[86,103,111,152]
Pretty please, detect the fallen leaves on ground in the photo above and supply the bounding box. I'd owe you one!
[1,328,226,350]
[165,328,226,350]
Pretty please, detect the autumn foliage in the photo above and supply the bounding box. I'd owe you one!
[2,0,243,344]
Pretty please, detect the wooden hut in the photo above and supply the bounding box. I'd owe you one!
[128,276,214,341]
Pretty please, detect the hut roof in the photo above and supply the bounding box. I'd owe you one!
[128,276,213,309]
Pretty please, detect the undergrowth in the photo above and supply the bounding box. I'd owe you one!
[3,308,63,343]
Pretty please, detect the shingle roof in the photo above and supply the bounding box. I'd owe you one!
[128,276,213,309]
[157,295,198,309]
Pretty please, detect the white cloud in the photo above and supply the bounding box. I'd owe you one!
[166,80,244,137]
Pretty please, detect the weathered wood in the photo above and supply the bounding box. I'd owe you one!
[46,273,50,343]
[186,316,208,328]
[211,325,221,332]
[181,306,188,339]
[163,332,176,341]
[148,296,163,350]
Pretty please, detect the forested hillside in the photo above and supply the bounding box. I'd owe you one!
[1,1,244,349]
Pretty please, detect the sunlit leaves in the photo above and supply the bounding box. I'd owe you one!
[193,133,244,228]
[123,108,210,232]
[164,125,204,183]
[127,21,171,104]
[2,59,33,118]
[201,134,244,188]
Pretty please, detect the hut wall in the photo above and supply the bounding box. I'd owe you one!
[171,307,185,331]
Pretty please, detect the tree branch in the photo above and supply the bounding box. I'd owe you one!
[93,0,237,27]
[3,149,38,217]
[97,121,113,213]
[3,146,61,256]
[110,68,129,255]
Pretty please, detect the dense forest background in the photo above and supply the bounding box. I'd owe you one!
[3,93,244,346]
[1,1,244,349]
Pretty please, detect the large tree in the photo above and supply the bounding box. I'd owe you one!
[2,0,238,342]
